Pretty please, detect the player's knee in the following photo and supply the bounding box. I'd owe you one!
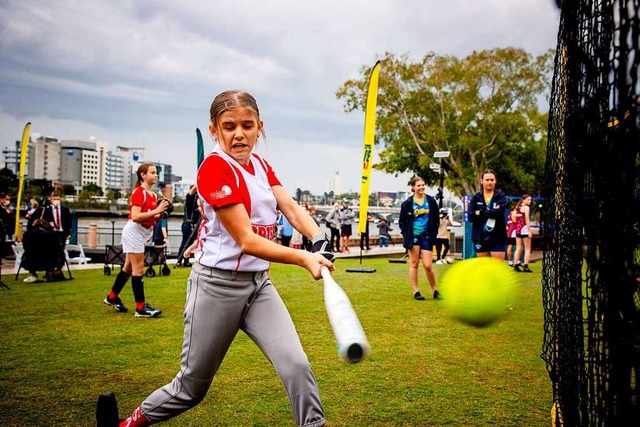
[276,352,312,381]
[180,376,213,406]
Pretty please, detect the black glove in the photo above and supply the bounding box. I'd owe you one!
[311,234,335,262]
[159,198,174,218]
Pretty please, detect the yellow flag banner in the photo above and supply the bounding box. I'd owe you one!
[15,122,31,241]
[357,61,381,236]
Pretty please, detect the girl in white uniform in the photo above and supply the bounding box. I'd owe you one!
[98,90,334,427]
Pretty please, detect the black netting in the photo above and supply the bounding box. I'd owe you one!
[542,1,640,426]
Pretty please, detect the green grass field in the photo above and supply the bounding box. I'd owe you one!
[0,257,551,426]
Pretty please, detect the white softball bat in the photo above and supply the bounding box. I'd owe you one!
[320,266,370,363]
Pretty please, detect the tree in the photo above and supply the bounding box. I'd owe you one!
[82,183,103,197]
[0,168,18,194]
[62,184,76,196]
[336,48,554,198]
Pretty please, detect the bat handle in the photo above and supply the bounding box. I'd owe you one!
[320,265,332,281]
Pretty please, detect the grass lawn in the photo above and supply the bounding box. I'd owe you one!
[0,257,551,426]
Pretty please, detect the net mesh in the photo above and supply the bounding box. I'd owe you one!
[542,1,640,425]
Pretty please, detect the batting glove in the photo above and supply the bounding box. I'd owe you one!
[311,234,335,262]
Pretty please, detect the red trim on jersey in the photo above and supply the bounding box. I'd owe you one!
[197,153,281,217]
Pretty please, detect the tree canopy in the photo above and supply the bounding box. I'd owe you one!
[336,48,554,198]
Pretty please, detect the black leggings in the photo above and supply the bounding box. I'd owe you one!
[329,227,341,252]
[435,237,450,260]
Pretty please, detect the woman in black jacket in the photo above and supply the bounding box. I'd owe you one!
[399,176,440,300]
[468,169,508,260]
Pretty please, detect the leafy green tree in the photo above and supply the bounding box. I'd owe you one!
[336,48,553,197]
[62,184,76,196]
[0,168,18,194]
[82,183,103,197]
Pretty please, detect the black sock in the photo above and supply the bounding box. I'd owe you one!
[110,271,131,295]
[131,276,145,303]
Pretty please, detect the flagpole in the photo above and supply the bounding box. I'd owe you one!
[347,61,380,274]
[14,122,31,242]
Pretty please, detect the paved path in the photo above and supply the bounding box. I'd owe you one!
[2,245,542,279]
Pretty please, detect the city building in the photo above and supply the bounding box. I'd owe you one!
[173,180,196,199]
[2,139,24,176]
[28,136,61,182]
[327,171,341,194]
[4,133,185,196]
[105,151,125,190]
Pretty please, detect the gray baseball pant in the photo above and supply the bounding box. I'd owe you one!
[140,262,325,427]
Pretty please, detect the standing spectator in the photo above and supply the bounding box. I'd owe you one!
[376,217,392,247]
[277,210,293,247]
[338,199,355,253]
[0,192,15,241]
[97,89,333,427]
[399,176,440,300]
[301,203,311,251]
[176,185,200,267]
[359,213,373,251]
[512,194,533,273]
[37,193,72,244]
[435,209,453,264]
[148,216,168,246]
[102,162,169,318]
[305,206,320,251]
[325,202,341,252]
[25,198,39,220]
[505,203,517,266]
[469,169,508,260]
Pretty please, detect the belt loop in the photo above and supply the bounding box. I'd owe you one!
[230,271,238,280]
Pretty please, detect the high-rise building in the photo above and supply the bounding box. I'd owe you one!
[327,171,341,194]
[117,146,146,191]
[2,140,24,176]
[27,136,61,182]
[105,152,125,190]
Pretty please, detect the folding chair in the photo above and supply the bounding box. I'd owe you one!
[65,244,92,265]
[12,242,24,271]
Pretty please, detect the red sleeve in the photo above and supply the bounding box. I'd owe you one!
[197,155,244,210]
[130,187,144,207]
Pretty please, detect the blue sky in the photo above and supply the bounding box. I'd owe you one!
[0,0,560,194]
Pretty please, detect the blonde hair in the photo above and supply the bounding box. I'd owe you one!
[209,90,267,141]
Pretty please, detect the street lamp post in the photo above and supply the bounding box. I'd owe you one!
[433,151,450,208]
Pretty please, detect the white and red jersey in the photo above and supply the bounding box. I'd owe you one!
[129,186,158,229]
[196,148,281,271]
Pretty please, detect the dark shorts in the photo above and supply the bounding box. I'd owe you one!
[506,237,516,245]
[412,235,433,251]
[340,224,352,237]
[516,233,530,238]
[473,240,506,254]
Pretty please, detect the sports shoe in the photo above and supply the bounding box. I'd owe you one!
[23,274,38,283]
[507,260,514,266]
[135,303,162,318]
[413,291,425,301]
[522,265,533,273]
[433,290,441,299]
[514,263,523,272]
[103,295,128,313]
[96,391,120,427]
[435,259,445,265]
